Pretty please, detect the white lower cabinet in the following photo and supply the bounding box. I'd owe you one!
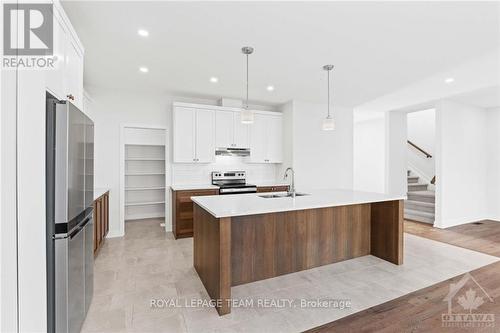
[249,113,283,163]
[173,107,215,163]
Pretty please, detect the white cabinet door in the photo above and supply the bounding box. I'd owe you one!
[266,115,283,163]
[249,114,268,163]
[215,110,234,148]
[195,109,215,163]
[66,38,84,109]
[173,107,196,162]
[46,14,67,100]
[233,113,250,148]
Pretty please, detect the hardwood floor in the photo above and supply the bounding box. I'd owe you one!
[306,220,500,333]
[405,220,500,257]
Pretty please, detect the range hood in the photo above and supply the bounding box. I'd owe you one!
[215,147,250,157]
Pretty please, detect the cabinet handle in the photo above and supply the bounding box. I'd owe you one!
[67,94,74,101]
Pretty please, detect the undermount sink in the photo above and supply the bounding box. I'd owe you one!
[258,192,309,199]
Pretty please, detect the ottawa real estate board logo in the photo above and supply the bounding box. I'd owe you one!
[3,3,57,69]
[442,272,495,328]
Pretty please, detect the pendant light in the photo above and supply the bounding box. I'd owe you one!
[241,46,254,124]
[322,64,335,131]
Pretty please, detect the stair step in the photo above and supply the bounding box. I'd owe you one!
[404,208,435,224]
[407,190,435,203]
[405,200,435,213]
[407,176,419,184]
[408,183,428,191]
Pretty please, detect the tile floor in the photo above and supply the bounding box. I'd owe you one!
[82,218,499,333]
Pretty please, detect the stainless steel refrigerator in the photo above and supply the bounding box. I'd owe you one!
[46,93,94,333]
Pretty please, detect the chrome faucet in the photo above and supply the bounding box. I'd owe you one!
[283,167,296,197]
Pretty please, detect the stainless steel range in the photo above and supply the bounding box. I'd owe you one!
[212,171,257,195]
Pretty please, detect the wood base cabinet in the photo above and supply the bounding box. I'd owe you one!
[256,185,289,193]
[172,189,218,239]
[93,191,109,257]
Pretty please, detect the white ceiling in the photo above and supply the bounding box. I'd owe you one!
[450,86,500,109]
[62,1,500,107]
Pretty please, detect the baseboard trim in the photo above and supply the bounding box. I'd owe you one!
[434,216,493,229]
[106,231,125,238]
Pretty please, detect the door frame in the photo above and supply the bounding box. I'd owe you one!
[119,124,170,236]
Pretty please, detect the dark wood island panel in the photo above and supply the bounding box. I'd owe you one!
[193,199,403,315]
[231,204,371,285]
[193,204,231,315]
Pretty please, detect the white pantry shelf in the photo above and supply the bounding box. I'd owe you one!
[126,158,165,161]
[123,137,166,222]
[125,201,165,207]
[125,186,166,191]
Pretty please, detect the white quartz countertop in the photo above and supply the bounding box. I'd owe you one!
[170,182,289,191]
[94,188,109,200]
[170,184,220,191]
[253,182,290,188]
[191,189,406,218]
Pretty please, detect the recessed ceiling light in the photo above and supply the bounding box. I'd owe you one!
[445,77,454,83]
[139,67,149,73]
[137,29,149,37]
[209,77,218,83]
[266,85,275,92]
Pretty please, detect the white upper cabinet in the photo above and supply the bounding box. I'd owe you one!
[249,113,283,163]
[65,38,84,109]
[195,109,215,163]
[215,111,249,148]
[173,107,215,163]
[233,113,250,148]
[173,103,281,164]
[46,14,67,100]
[248,114,268,163]
[45,4,84,109]
[266,115,283,163]
[215,110,234,148]
[173,107,196,163]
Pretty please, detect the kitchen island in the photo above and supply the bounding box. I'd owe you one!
[191,189,405,315]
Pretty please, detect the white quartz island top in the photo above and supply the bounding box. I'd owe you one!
[191,189,406,218]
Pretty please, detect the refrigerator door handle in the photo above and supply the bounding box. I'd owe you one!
[56,215,91,240]
[69,216,91,239]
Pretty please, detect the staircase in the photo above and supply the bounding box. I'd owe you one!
[405,170,435,224]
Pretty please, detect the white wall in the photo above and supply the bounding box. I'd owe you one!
[485,108,500,221]
[353,115,386,193]
[435,100,491,228]
[386,111,408,196]
[407,108,435,182]
[1,64,19,333]
[286,101,353,191]
[85,90,281,237]
[83,90,169,237]
[356,49,500,114]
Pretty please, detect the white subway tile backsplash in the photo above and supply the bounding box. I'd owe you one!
[172,156,279,185]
